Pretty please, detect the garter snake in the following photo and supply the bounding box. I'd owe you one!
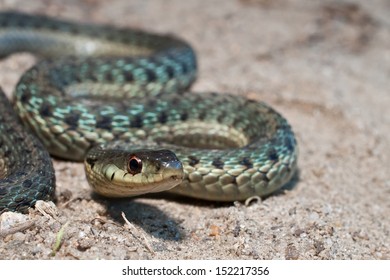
[0,12,298,213]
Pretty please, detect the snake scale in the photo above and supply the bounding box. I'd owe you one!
[0,12,298,214]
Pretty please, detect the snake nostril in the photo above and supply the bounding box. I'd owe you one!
[171,175,181,181]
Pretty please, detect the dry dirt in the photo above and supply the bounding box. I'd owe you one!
[0,0,389,259]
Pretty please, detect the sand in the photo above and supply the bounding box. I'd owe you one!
[0,0,389,259]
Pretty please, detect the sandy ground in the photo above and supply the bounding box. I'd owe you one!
[0,0,389,260]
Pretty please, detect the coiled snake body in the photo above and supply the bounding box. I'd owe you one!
[0,12,298,213]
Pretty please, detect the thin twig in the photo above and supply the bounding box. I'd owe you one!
[121,212,154,255]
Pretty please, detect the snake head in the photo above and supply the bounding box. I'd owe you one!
[84,148,183,197]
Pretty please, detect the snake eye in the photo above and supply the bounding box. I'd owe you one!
[127,156,143,175]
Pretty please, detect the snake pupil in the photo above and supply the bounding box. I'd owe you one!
[128,156,142,175]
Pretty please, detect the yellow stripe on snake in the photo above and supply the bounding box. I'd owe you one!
[0,12,298,213]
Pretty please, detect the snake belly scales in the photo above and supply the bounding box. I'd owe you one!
[0,12,298,214]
